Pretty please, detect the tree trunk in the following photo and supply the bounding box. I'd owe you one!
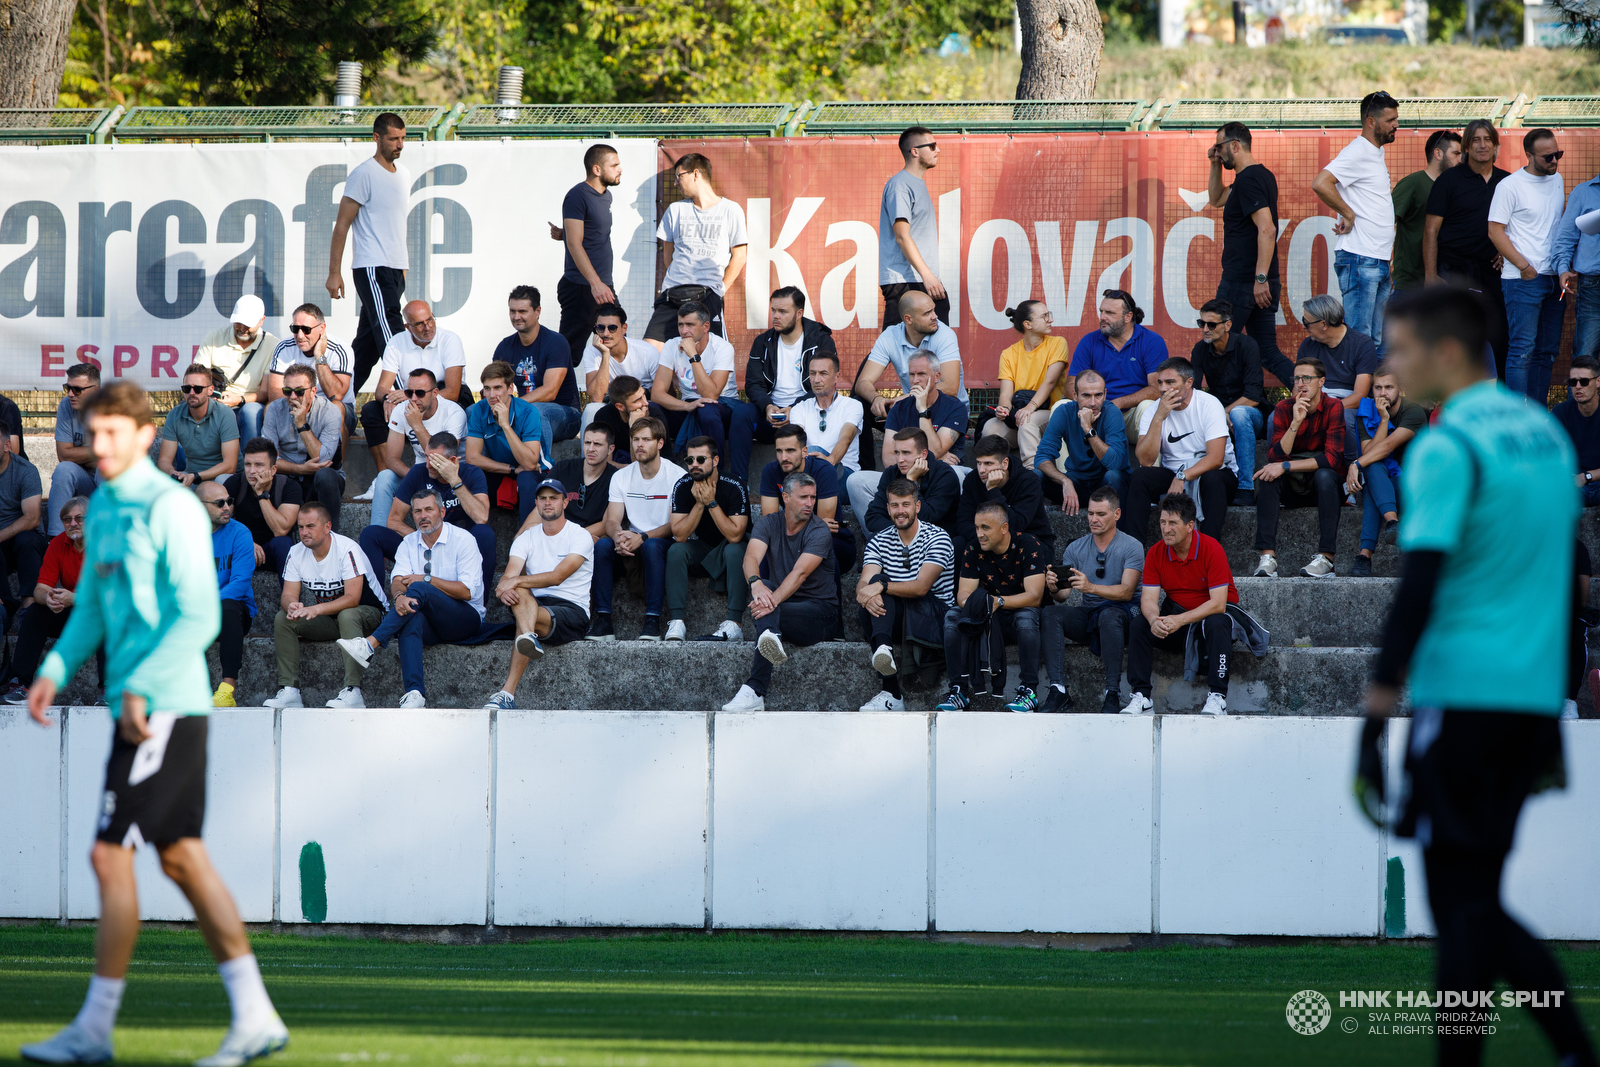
[0,0,75,108]
[1015,0,1104,100]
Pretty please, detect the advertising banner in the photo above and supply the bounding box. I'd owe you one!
[668,129,1600,389]
[0,140,659,390]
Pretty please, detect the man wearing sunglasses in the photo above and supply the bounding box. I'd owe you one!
[157,365,239,488]
[1553,355,1600,507]
[1313,91,1400,355]
[196,481,257,709]
[366,368,468,531]
[1,495,101,706]
[1489,128,1568,408]
[664,437,750,643]
[1187,299,1265,506]
[264,303,354,428]
[48,363,100,537]
[878,125,948,327]
[259,363,347,531]
[357,299,469,500]
[577,303,661,435]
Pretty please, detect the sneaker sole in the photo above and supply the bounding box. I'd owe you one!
[584,634,616,642]
[871,648,896,675]
[1300,570,1336,578]
[637,635,661,642]
[758,634,787,665]
[516,635,543,659]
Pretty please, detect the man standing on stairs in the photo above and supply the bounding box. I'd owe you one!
[1358,287,1595,1067]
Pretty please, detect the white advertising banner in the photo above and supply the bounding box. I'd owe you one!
[0,140,659,390]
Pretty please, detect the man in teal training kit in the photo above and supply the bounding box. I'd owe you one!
[23,382,289,1067]
[1358,289,1596,1067]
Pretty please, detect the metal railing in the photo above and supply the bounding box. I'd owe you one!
[1522,95,1600,127]
[112,105,449,143]
[453,103,800,139]
[1156,96,1509,129]
[0,107,119,145]
[802,99,1150,134]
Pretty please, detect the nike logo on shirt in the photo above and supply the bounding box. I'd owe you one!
[1167,430,1192,443]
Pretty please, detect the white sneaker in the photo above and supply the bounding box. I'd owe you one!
[1253,553,1278,577]
[350,484,375,502]
[263,686,302,709]
[335,636,374,669]
[721,684,765,712]
[398,690,426,709]
[664,619,687,642]
[859,691,905,711]
[19,1022,113,1064]
[324,687,364,708]
[1299,554,1336,578]
[1562,698,1579,721]
[711,620,743,641]
[1201,692,1228,716]
[1120,693,1154,715]
[757,630,787,665]
[193,1014,289,1067]
[871,644,897,676]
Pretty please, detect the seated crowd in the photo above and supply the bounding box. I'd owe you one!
[4,275,1594,719]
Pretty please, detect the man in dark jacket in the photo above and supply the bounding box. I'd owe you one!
[1188,299,1267,505]
[863,428,959,538]
[745,286,835,443]
[955,434,1053,560]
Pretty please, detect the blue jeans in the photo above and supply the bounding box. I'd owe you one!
[235,402,263,450]
[1583,482,1600,508]
[1334,250,1392,356]
[591,535,670,617]
[370,580,484,697]
[1361,464,1400,550]
[1228,406,1266,490]
[1503,274,1565,408]
[368,469,402,529]
[534,402,581,444]
[1576,275,1600,361]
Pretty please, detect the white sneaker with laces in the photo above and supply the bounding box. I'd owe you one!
[721,684,765,712]
[859,691,905,712]
[398,690,426,709]
[335,636,374,669]
[351,484,375,502]
[19,1022,113,1064]
[193,1014,289,1067]
[757,630,787,665]
[1300,555,1336,578]
[1201,692,1228,716]
[1562,698,1579,721]
[324,687,364,708]
[664,619,687,642]
[871,644,896,676]
[712,620,743,640]
[1120,693,1154,715]
[263,687,302,709]
[1253,553,1278,577]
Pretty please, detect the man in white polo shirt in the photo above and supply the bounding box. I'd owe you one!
[650,301,756,480]
[337,487,484,709]
[356,298,468,497]
[586,417,686,642]
[1313,91,1400,355]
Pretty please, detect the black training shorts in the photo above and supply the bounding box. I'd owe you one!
[96,714,208,848]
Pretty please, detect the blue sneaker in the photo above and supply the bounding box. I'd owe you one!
[935,685,971,712]
[482,690,516,711]
[515,631,545,660]
[1005,685,1038,713]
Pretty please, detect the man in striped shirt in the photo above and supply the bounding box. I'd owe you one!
[856,477,955,711]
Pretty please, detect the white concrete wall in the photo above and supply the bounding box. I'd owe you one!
[5,710,1597,938]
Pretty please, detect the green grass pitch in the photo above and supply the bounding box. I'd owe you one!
[2,925,1596,1065]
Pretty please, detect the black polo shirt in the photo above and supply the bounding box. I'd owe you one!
[1425,162,1510,271]
[1188,333,1265,410]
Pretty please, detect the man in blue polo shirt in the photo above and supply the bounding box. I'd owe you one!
[853,290,966,469]
[496,285,580,443]
[465,360,550,525]
[1554,167,1600,362]
[1065,289,1168,452]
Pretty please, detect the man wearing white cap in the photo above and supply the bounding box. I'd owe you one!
[197,294,279,446]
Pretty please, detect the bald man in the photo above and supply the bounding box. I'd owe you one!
[357,299,472,487]
[198,480,258,707]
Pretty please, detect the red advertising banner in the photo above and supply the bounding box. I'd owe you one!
[665,130,1600,390]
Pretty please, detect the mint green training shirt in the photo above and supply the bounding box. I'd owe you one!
[41,457,220,716]
[1398,379,1578,715]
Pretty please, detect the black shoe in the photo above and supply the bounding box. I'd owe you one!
[637,615,662,642]
[585,613,616,641]
[1038,686,1073,714]
[1379,518,1399,546]
[1100,689,1122,714]
[1350,554,1373,577]
[1232,489,1256,507]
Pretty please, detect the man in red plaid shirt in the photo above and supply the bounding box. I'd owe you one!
[1251,356,1347,577]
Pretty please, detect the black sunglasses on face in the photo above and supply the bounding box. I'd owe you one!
[63,384,89,395]
[404,388,433,399]
[1571,377,1594,388]
[180,384,209,394]
[1197,319,1225,329]
[1540,151,1564,163]
[284,387,310,398]
[289,323,320,336]
[911,142,937,152]
[686,455,711,465]
[594,324,621,334]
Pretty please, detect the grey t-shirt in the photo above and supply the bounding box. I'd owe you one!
[261,395,345,466]
[1060,530,1144,610]
[878,170,938,285]
[54,397,96,477]
[0,455,42,530]
[751,511,837,606]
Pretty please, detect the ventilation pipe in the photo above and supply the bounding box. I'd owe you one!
[496,66,525,123]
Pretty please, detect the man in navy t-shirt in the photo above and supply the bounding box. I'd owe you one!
[357,431,497,598]
[551,145,620,368]
[497,285,580,443]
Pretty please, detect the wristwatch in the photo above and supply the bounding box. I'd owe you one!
[423,573,434,584]
[688,354,702,364]
[1282,461,1292,473]
[295,423,310,435]
[1586,472,1593,484]
[996,596,1007,611]
[706,499,719,509]
[1254,274,1268,284]
[316,357,329,367]
[747,574,762,586]
[450,481,463,490]
[1083,427,1097,440]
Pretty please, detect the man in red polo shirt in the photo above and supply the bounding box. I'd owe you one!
[1,494,102,703]
[1122,492,1239,716]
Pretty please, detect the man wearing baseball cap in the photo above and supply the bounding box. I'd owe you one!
[482,478,594,710]
[196,294,279,446]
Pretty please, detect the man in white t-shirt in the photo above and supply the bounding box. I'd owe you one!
[482,479,595,710]
[357,299,469,493]
[366,368,469,528]
[1313,91,1400,355]
[788,350,865,477]
[646,153,748,343]
[326,112,411,401]
[578,302,662,434]
[1490,128,1569,407]
[266,501,389,710]
[649,302,758,481]
[1120,357,1239,541]
[586,417,686,641]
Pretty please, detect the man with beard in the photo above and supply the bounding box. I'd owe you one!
[665,437,750,643]
[1207,122,1292,386]
[856,477,955,711]
[1064,290,1168,450]
[1314,91,1400,355]
[549,144,623,361]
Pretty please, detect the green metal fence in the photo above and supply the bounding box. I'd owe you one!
[802,99,1150,134]
[1156,96,1509,129]
[0,107,119,145]
[1522,95,1600,127]
[453,103,800,140]
[112,105,449,143]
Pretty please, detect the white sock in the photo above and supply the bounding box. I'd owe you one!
[72,975,125,1044]
[1051,684,1066,694]
[217,954,276,1029]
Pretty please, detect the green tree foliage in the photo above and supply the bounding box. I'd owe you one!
[59,0,194,107]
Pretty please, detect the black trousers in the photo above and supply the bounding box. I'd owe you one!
[556,276,602,368]
[1253,467,1341,555]
[1127,610,1232,697]
[1440,262,1510,378]
[746,598,839,697]
[880,282,951,329]
[9,603,104,687]
[350,265,406,395]
[219,598,254,679]
[0,530,48,615]
[1216,277,1294,385]
[292,469,346,533]
[1118,466,1236,541]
